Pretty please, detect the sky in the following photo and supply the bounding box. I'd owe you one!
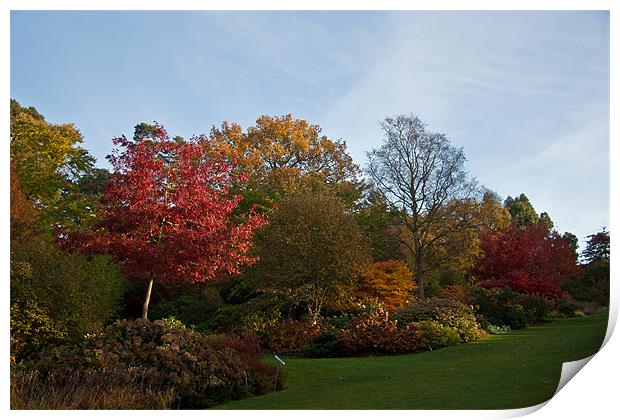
[10,11,609,247]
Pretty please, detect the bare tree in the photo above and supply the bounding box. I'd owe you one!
[366,115,479,298]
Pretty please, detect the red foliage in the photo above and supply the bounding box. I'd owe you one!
[473,224,580,298]
[337,308,427,356]
[61,124,267,293]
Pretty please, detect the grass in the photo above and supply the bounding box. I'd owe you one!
[214,311,608,410]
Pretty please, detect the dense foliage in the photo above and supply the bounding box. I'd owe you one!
[10,100,99,231]
[336,308,427,356]
[356,260,415,312]
[472,287,554,329]
[10,100,607,408]
[473,224,579,298]
[11,236,124,363]
[256,186,371,320]
[392,298,485,342]
[61,124,267,318]
[27,319,282,408]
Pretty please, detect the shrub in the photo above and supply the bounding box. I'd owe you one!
[439,284,474,306]
[562,260,609,306]
[29,319,282,408]
[305,330,341,358]
[556,297,601,317]
[10,237,125,363]
[415,320,462,349]
[518,294,553,323]
[486,324,511,335]
[207,301,282,334]
[261,320,322,354]
[11,367,175,409]
[471,287,530,329]
[150,286,224,331]
[392,298,484,342]
[336,308,426,356]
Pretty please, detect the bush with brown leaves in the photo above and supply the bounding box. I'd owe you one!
[27,319,282,408]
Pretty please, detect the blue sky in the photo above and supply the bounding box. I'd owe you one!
[10,11,609,247]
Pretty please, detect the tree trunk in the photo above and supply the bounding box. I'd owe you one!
[415,247,425,299]
[142,277,154,320]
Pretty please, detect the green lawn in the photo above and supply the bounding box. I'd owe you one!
[214,312,608,410]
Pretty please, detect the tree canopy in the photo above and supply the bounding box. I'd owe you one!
[256,185,371,321]
[10,99,99,231]
[366,114,479,298]
[61,124,267,319]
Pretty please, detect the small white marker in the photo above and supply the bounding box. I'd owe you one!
[274,354,286,365]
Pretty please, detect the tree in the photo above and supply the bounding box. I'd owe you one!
[480,191,512,231]
[10,166,39,239]
[581,228,610,264]
[208,115,361,211]
[538,212,554,231]
[257,186,371,321]
[366,114,479,298]
[61,124,267,319]
[562,229,610,305]
[562,232,579,260]
[473,224,580,298]
[356,260,415,312]
[504,193,539,228]
[11,236,125,362]
[354,189,404,261]
[10,99,101,231]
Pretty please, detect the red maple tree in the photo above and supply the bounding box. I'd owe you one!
[62,124,267,319]
[473,223,579,298]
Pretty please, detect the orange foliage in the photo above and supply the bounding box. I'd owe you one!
[10,167,39,238]
[439,284,474,306]
[357,260,416,312]
[209,114,358,187]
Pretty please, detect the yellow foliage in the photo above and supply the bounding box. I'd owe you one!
[208,114,358,187]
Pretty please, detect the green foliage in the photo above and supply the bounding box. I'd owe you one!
[207,300,282,334]
[486,324,511,335]
[472,287,552,329]
[557,298,583,317]
[10,302,68,364]
[519,294,554,323]
[161,316,188,330]
[392,298,484,342]
[354,190,403,261]
[10,99,100,231]
[10,236,125,362]
[150,286,224,330]
[305,331,341,358]
[562,232,579,260]
[562,259,609,306]
[218,313,608,409]
[504,193,539,228]
[472,287,528,329]
[555,297,602,318]
[538,212,554,231]
[256,185,371,320]
[30,319,283,408]
[415,320,462,349]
